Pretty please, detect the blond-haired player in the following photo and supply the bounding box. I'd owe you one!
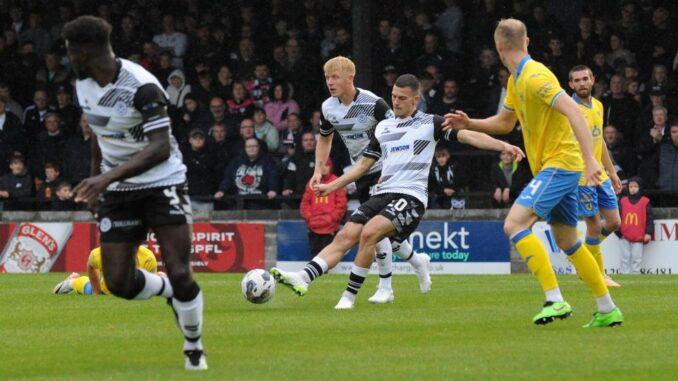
[53,245,159,295]
[444,19,623,327]
[271,56,431,303]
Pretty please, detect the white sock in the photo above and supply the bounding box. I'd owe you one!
[299,256,329,283]
[344,264,369,299]
[596,293,616,313]
[134,269,173,299]
[393,240,424,267]
[375,238,392,290]
[172,291,204,351]
[545,287,564,303]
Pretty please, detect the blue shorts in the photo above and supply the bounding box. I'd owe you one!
[578,180,619,217]
[516,168,580,227]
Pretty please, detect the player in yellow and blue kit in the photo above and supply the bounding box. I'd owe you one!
[444,19,623,327]
[53,246,158,295]
[568,65,622,288]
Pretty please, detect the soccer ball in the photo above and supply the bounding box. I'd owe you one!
[241,269,275,304]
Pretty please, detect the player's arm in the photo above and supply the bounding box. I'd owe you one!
[434,115,524,159]
[317,156,376,196]
[601,143,622,193]
[442,108,517,135]
[310,113,335,189]
[87,265,102,295]
[551,95,602,185]
[74,84,173,202]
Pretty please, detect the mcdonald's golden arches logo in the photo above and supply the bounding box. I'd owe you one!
[624,212,639,226]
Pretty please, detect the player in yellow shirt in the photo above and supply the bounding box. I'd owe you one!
[444,18,623,327]
[568,65,622,288]
[53,246,158,295]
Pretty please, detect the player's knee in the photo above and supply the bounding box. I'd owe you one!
[359,227,381,245]
[167,266,197,295]
[106,279,137,300]
[585,218,602,235]
[503,219,519,237]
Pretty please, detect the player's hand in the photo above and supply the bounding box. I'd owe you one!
[86,197,99,219]
[610,173,622,194]
[73,175,111,204]
[584,159,603,186]
[442,110,471,131]
[309,171,323,190]
[502,143,525,161]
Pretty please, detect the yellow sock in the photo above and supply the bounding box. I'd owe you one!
[584,237,604,275]
[512,230,559,292]
[72,276,91,295]
[565,241,608,297]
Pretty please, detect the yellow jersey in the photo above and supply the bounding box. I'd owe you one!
[573,94,609,185]
[87,246,158,294]
[503,56,584,175]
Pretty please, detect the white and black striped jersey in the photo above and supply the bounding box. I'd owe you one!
[363,111,458,207]
[76,58,186,191]
[320,88,393,174]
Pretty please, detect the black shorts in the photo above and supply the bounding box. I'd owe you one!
[348,193,425,242]
[98,184,192,242]
[355,171,381,203]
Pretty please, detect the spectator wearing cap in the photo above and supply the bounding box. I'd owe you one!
[23,89,56,140]
[182,128,218,211]
[282,131,316,207]
[246,62,273,108]
[35,51,69,94]
[55,86,80,136]
[635,106,669,188]
[214,137,280,210]
[265,81,300,132]
[29,112,67,179]
[153,14,188,68]
[166,69,191,108]
[62,115,92,186]
[253,107,279,152]
[226,82,255,124]
[0,153,33,211]
[377,65,398,107]
[658,122,678,201]
[0,98,25,174]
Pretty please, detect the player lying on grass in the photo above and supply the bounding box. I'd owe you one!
[53,246,160,295]
[274,74,524,309]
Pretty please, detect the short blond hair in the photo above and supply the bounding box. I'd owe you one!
[494,18,528,51]
[323,56,356,76]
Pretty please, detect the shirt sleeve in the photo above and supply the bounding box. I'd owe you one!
[502,79,515,112]
[133,83,171,133]
[374,98,394,121]
[363,134,382,161]
[433,115,458,142]
[528,71,565,108]
[319,113,335,136]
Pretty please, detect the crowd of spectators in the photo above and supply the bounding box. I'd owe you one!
[0,0,677,211]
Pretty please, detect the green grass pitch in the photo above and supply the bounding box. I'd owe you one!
[1,273,676,381]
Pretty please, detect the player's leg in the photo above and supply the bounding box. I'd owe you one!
[53,272,83,294]
[72,276,93,295]
[550,192,623,327]
[336,216,396,309]
[391,239,431,293]
[374,237,393,294]
[272,196,387,295]
[597,181,622,286]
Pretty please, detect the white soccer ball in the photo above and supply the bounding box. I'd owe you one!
[241,269,275,304]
